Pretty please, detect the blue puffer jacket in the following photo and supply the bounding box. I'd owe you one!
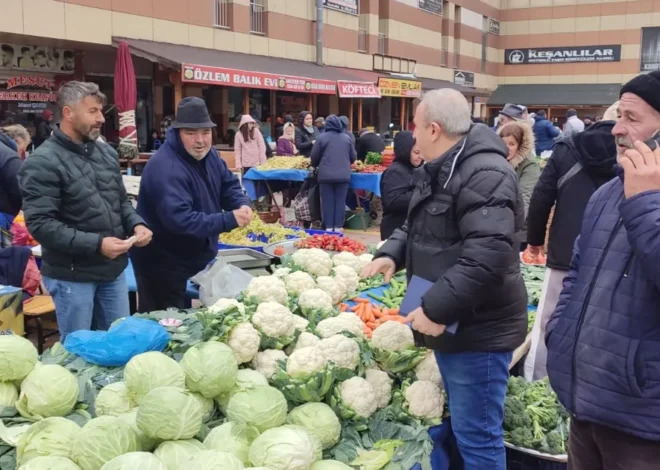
[546,172,660,441]
[311,115,356,184]
[533,115,560,153]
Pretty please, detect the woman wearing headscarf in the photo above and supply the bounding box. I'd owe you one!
[379,131,423,240]
[234,114,267,174]
[276,122,298,156]
[295,111,319,157]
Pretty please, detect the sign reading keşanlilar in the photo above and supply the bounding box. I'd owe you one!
[505,45,621,65]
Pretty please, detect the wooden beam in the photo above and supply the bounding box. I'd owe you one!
[270,90,277,138]
[243,88,250,115]
[306,95,313,114]
[357,98,363,131]
[400,98,406,131]
[349,99,354,131]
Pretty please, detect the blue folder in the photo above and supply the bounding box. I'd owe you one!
[399,275,459,334]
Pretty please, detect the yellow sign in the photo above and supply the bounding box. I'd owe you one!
[377,78,422,98]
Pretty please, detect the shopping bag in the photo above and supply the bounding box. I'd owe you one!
[307,179,322,222]
[191,257,253,307]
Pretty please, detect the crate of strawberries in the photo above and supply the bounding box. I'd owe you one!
[295,234,367,254]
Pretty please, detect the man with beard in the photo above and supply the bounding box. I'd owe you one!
[18,81,152,340]
[546,71,660,468]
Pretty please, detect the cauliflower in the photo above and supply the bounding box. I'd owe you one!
[292,249,334,277]
[317,335,360,371]
[252,302,296,349]
[246,276,288,305]
[286,347,326,377]
[292,332,321,351]
[227,322,261,364]
[329,377,377,428]
[415,351,442,387]
[272,347,334,404]
[402,380,444,425]
[315,276,346,305]
[208,298,245,314]
[365,368,393,409]
[332,251,361,273]
[371,321,414,351]
[251,349,287,379]
[316,312,365,339]
[298,289,334,312]
[292,315,309,332]
[273,267,292,278]
[356,254,374,272]
[333,265,359,293]
[285,271,317,296]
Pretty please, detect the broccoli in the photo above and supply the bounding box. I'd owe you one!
[507,376,528,397]
[527,401,559,430]
[503,396,532,432]
[506,427,534,449]
[545,430,566,455]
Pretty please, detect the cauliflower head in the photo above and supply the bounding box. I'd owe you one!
[273,267,292,278]
[338,377,377,419]
[332,265,359,293]
[404,380,444,423]
[292,315,310,332]
[317,335,360,371]
[365,368,393,409]
[246,276,288,305]
[292,249,333,277]
[415,351,442,387]
[252,302,296,339]
[208,298,246,314]
[298,289,334,312]
[316,312,365,339]
[332,252,361,273]
[292,332,321,351]
[315,276,346,305]
[227,322,261,364]
[371,321,415,351]
[285,271,317,296]
[251,349,287,379]
[356,254,374,272]
[286,347,327,377]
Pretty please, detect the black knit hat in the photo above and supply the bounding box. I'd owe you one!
[172,97,216,129]
[620,71,660,114]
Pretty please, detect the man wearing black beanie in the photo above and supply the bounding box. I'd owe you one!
[545,71,660,468]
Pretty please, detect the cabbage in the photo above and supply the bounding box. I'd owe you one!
[18,456,81,470]
[215,369,269,412]
[99,452,167,470]
[136,386,203,440]
[117,410,158,452]
[16,364,79,420]
[0,334,38,381]
[185,450,245,469]
[248,425,318,470]
[123,352,185,404]
[181,342,238,398]
[95,382,135,417]
[71,416,140,470]
[311,461,354,470]
[287,403,341,449]
[226,386,288,433]
[0,381,18,409]
[17,417,81,466]
[190,392,215,422]
[153,439,205,470]
[204,422,260,465]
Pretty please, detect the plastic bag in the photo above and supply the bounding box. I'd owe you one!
[63,316,170,367]
[191,257,253,307]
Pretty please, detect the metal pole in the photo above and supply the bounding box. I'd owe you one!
[316,0,324,66]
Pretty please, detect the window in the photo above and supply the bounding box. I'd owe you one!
[358,14,368,52]
[481,16,488,73]
[250,0,266,35]
[453,5,461,68]
[378,33,387,55]
[214,0,229,28]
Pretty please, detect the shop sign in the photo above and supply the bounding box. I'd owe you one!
[323,0,358,15]
[0,43,75,73]
[640,27,660,72]
[418,0,442,15]
[377,77,422,98]
[337,81,381,98]
[505,45,621,65]
[453,70,474,88]
[487,18,500,35]
[182,64,337,95]
[6,75,56,91]
[0,91,57,102]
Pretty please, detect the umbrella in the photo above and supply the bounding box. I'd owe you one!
[114,41,138,159]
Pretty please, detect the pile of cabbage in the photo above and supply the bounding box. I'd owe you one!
[0,249,444,470]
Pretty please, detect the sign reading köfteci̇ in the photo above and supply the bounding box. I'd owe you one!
[181,64,337,95]
[505,45,621,65]
[419,0,442,15]
[323,0,358,15]
[453,70,475,88]
[377,77,422,98]
[640,27,660,71]
[337,81,381,98]
[6,75,56,90]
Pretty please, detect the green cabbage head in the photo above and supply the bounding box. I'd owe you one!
[136,386,203,440]
[117,410,158,452]
[153,439,205,470]
[287,402,341,450]
[16,364,79,420]
[185,450,245,470]
[248,425,319,470]
[70,416,140,470]
[0,381,18,409]
[99,452,167,470]
[18,456,81,470]
[226,386,287,433]
[181,341,238,398]
[190,392,215,422]
[123,352,185,404]
[17,417,81,466]
[95,382,135,417]
[0,334,38,381]
[215,369,268,412]
[310,461,354,470]
[204,422,260,465]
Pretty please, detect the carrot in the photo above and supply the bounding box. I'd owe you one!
[388,307,400,315]
[362,324,372,334]
[352,297,370,303]
[377,308,388,318]
[350,305,360,312]
[368,306,377,322]
[366,321,378,329]
[340,303,349,312]
[357,303,368,321]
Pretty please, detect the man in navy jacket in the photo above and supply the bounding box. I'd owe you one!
[131,97,251,311]
[546,71,660,468]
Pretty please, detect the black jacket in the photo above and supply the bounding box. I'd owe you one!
[380,131,416,240]
[295,111,319,157]
[356,132,385,162]
[310,115,356,184]
[0,133,22,218]
[526,120,617,270]
[19,129,144,282]
[376,124,528,353]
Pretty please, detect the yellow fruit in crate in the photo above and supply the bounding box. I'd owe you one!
[257,157,311,171]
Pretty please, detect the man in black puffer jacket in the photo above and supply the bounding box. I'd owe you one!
[363,89,527,468]
[19,81,152,340]
[522,120,617,380]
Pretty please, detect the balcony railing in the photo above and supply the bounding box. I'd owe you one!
[378,33,387,55]
[250,0,266,35]
[358,28,367,52]
[214,0,229,28]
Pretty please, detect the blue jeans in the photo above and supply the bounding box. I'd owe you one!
[320,183,349,230]
[434,350,512,470]
[43,273,129,341]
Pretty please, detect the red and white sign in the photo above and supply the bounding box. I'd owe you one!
[337,81,381,99]
[6,76,56,91]
[182,64,337,95]
[0,91,57,102]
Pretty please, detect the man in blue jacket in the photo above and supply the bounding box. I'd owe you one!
[131,97,252,311]
[533,110,560,154]
[546,71,660,468]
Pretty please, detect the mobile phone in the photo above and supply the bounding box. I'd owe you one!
[644,130,660,151]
